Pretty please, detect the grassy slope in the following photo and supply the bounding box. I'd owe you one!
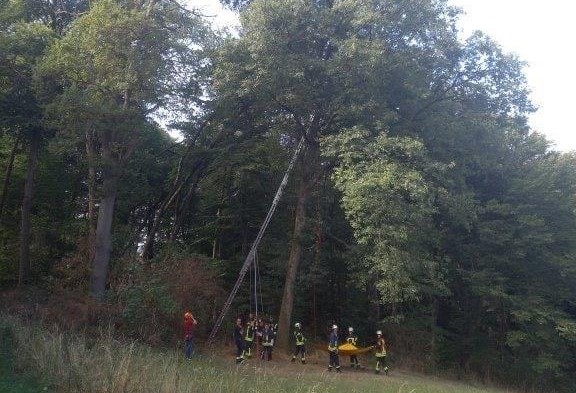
[0,314,515,393]
[186,355,514,393]
[0,326,50,393]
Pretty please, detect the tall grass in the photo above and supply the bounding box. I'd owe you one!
[1,314,515,393]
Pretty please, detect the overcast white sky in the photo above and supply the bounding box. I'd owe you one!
[450,0,575,151]
[191,0,576,152]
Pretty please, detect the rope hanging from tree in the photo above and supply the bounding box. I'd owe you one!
[207,136,307,344]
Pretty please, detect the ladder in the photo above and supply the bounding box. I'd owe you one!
[208,136,307,344]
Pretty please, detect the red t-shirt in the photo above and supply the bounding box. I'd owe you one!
[184,318,195,339]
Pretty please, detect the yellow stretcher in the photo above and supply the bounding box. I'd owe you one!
[315,342,374,356]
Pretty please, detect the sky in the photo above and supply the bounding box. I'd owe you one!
[190,0,575,151]
[449,0,575,151]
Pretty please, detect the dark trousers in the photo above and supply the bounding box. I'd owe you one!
[261,344,272,361]
[235,339,244,361]
[293,344,306,358]
[375,355,388,372]
[185,337,194,359]
[243,340,253,357]
[350,354,359,367]
[329,351,340,369]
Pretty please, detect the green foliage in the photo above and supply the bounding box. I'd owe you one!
[121,272,178,342]
[0,2,54,129]
[323,127,447,305]
[1,0,576,391]
[117,257,226,343]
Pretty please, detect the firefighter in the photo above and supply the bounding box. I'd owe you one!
[347,326,360,368]
[234,317,245,364]
[243,319,256,359]
[260,321,274,361]
[328,324,341,372]
[291,322,306,364]
[374,330,388,374]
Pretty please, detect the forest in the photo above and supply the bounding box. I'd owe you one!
[1,0,576,392]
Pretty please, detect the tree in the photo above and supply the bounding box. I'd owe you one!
[38,0,211,298]
[323,128,446,307]
[212,0,400,348]
[0,0,56,285]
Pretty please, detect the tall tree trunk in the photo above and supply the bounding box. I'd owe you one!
[0,136,19,225]
[142,159,206,260]
[311,187,323,339]
[142,125,220,259]
[90,142,118,299]
[276,123,321,350]
[85,129,97,262]
[277,176,310,350]
[142,184,181,260]
[18,131,40,286]
[212,208,221,259]
[168,168,206,244]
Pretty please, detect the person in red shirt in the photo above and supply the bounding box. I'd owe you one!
[183,311,197,359]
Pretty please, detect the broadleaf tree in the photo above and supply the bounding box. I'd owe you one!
[37,0,212,298]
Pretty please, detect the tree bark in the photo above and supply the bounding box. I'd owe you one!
[277,175,310,350]
[18,131,40,286]
[90,142,119,299]
[85,129,97,262]
[311,188,323,339]
[0,136,19,225]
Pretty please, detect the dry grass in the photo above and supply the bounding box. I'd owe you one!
[1,314,520,393]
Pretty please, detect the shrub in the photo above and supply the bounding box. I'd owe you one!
[117,257,226,344]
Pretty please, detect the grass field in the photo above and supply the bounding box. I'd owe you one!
[0,315,518,393]
[0,322,52,393]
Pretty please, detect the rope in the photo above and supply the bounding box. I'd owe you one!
[207,136,307,344]
[253,252,258,321]
[249,259,254,315]
[256,251,264,317]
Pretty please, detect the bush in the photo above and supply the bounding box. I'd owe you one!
[117,257,226,344]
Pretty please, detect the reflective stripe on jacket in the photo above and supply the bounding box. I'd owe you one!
[245,325,255,342]
[375,338,387,356]
[294,330,305,345]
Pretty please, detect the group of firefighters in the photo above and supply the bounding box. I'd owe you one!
[231,314,389,375]
[233,315,278,362]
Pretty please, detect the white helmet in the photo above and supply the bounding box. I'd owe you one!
[348,327,354,332]
[295,322,301,328]
[332,324,338,330]
[376,330,382,335]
